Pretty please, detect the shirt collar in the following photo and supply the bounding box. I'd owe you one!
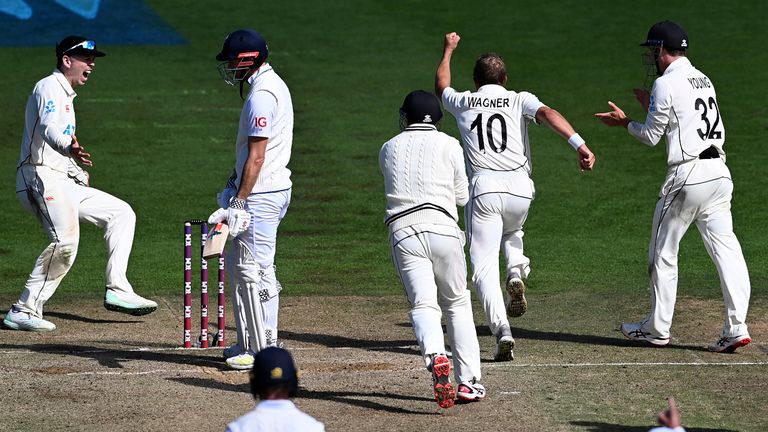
[663,57,691,75]
[404,123,437,131]
[257,399,296,410]
[53,69,77,97]
[247,63,274,85]
[477,84,506,93]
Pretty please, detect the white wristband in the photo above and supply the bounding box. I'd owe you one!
[568,133,585,150]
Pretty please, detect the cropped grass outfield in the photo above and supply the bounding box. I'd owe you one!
[0,0,766,430]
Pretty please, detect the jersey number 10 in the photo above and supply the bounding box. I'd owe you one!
[470,113,507,153]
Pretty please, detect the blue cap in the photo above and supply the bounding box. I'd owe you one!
[216,29,268,64]
[249,347,298,395]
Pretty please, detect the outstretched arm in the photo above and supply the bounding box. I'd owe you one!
[435,32,461,98]
[536,106,596,171]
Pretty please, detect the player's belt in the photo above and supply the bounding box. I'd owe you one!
[698,146,719,159]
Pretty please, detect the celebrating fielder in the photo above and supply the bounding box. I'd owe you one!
[4,36,157,332]
[595,21,751,353]
[209,29,293,370]
[436,32,595,361]
[380,90,485,408]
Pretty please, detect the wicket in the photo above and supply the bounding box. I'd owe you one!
[183,220,226,348]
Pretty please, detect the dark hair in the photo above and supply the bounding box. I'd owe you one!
[473,53,507,86]
[666,48,686,57]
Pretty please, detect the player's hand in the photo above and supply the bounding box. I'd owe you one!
[657,397,682,428]
[69,136,93,166]
[444,32,461,51]
[577,145,595,171]
[633,88,651,112]
[208,200,251,239]
[594,102,630,127]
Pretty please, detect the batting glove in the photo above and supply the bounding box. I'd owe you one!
[208,197,251,238]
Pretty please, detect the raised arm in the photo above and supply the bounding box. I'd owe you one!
[435,32,461,98]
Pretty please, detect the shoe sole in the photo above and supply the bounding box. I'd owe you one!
[506,279,527,318]
[3,318,56,332]
[226,361,254,371]
[104,302,157,316]
[432,356,455,409]
[494,337,515,362]
[710,337,751,353]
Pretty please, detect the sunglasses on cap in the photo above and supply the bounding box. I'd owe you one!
[63,40,96,55]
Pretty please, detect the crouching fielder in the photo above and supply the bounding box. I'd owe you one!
[209,29,293,370]
[380,90,484,409]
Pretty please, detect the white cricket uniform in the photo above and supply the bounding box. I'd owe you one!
[223,64,293,351]
[13,70,137,318]
[627,57,750,339]
[225,400,324,432]
[380,123,482,384]
[442,85,543,336]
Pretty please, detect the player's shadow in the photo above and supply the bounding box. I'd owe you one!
[0,343,224,369]
[473,325,711,353]
[170,377,438,415]
[45,311,141,324]
[280,330,417,356]
[569,421,737,431]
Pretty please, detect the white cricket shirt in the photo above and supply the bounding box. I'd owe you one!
[233,64,293,193]
[442,84,544,177]
[628,57,725,166]
[379,124,468,232]
[225,400,325,432]
[17,70,79,176]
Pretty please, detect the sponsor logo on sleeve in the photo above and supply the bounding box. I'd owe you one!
[44,100,56,114]
[255,116,268,128]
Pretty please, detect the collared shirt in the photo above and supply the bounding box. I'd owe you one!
[628,57,725,166]
[225,399,325,432]
[379,123,468,232]
[17,70,80,176]
[442,84,544,177]
[232,63,294,194]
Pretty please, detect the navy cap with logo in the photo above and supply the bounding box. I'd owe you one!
[249,347,299,396]
[56,35,106,58]
[400,90,443,125]
[640,20,689,51]
[216,29,268,65]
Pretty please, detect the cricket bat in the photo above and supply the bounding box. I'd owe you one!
[202,222,229,259]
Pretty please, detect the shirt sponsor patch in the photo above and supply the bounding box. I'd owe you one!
[254,116,268,128]
[45,196,55,201]
[44,100,56,114]
[649,94,656,113]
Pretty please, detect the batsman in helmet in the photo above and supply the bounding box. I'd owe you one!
[208,29,294,370]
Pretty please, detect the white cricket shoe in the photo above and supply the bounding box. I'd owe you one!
[620,322,670,347]
[223,343,246,360]
[104,289,157,316]
[708,334,751,353]
[457,379,486,402]
[226,352,255,370]
[505,276,527,317]
[494,325,515,362]
[3,306,56,332]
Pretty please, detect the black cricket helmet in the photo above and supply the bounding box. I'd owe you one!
[216,29,269,86]
[399,90,443,130]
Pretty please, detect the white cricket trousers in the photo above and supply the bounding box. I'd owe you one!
[466,172,533,336]
[227,189,291,351]
[15,165,136,317]
[642,158,750,339]
[390,223,481,384]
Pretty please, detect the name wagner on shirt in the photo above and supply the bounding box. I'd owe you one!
[468,96,510,108]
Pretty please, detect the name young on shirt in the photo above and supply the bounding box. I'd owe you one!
[468,97,510,108]
[687,76,712,89]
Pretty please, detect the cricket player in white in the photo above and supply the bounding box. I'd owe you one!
[381,90,485,408]
[208,29,293,370]
[226,347,324,432]
[436,32,595,361]
[596,21,751,353]
[3,36,157,332]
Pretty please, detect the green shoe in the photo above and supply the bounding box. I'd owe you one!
[104,289,158,316]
